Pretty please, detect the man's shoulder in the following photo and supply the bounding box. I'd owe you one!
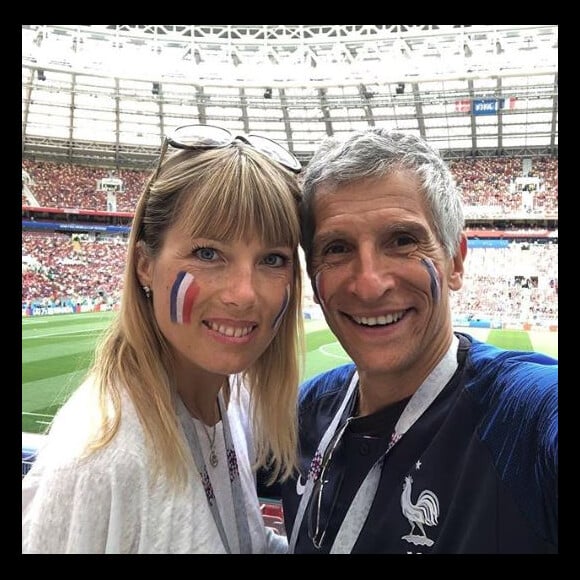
[464,339,557,412]
[298,363,356,408]
[467,338,557,382]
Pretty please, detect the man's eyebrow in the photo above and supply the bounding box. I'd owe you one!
[313,221,427,245]
[382,221,428,237]
[312,230,355,252]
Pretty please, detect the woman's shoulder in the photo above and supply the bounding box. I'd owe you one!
[35,379,147,471]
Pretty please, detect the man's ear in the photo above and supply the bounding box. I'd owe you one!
[135,242,153,288]
[448,234,467,291]
[311,278,320,304]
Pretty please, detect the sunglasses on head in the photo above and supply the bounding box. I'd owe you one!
[159,124,302,174]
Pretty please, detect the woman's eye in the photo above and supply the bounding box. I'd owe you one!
[194,247,217,261]
[263,254,287,267]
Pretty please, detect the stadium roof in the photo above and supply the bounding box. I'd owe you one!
[22,25,558,169]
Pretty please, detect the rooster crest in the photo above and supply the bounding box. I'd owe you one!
[400,475,440,547]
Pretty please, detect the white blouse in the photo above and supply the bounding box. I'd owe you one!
[22,377,287,554]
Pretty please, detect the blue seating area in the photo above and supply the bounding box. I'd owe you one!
[21,432,46,478]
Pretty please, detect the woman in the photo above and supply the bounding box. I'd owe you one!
[22,125,304,553]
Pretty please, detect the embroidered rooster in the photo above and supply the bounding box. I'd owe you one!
[400,475,440,547]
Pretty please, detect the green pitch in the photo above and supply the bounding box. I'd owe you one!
[22,313,558,434]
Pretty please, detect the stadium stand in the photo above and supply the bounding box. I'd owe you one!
[23,157,558,327]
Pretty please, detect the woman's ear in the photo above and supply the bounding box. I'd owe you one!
[135,242,153,288]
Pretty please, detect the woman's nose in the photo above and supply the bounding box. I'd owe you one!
[220,265,259,307]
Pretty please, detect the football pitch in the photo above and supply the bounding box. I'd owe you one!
[22,312,558,434]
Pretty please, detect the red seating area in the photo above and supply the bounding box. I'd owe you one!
[23,157,558,214]
[22,231,127,308]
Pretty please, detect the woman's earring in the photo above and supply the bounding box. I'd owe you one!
[142,285,152,300]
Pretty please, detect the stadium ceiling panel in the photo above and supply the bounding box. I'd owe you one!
[22,24,558,169]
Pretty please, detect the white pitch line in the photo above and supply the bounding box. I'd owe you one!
[22,328,102,341]
[319,343,350,360]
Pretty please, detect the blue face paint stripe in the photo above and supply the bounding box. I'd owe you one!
[272,284,290,330]
[170,271,188,323]
[421,258,441,303]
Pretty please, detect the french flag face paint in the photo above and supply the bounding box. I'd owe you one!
[170,271,200,324]
[421,258,441,303]
[272,284,290,331]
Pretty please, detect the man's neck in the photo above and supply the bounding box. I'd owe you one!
[356,377,418,417]
[356,335,458,417]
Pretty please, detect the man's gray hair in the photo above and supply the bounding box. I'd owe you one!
[300,128,464,268]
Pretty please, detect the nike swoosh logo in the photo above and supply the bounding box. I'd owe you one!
[296,474,307,496]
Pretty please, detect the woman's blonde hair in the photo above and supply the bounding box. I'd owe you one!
[85,141,304,488]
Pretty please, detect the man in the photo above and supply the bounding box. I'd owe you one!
[280,129,557,554]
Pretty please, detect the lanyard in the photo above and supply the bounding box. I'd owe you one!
[178,385,252,553]
[289,336,459,553]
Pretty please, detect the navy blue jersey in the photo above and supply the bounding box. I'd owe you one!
[281,333,558,554]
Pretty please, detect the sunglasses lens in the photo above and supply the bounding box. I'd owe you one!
[165,125,301,173]
[170,124,232,148]
[247,135,302,172]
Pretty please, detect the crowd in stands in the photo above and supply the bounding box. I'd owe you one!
[22,231,126,308]
[22,231,558,325]
[22,156,558,325]
[22,160,150,213]
[447,157,558,214]
[23,157,558,215]
[449,242,558,325]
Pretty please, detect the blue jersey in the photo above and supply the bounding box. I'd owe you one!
[280,333,558,554]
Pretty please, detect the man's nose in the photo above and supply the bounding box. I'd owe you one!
[349,250,396,302]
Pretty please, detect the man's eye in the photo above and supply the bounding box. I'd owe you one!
[324,243,347,255]
[395,235,416,248]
